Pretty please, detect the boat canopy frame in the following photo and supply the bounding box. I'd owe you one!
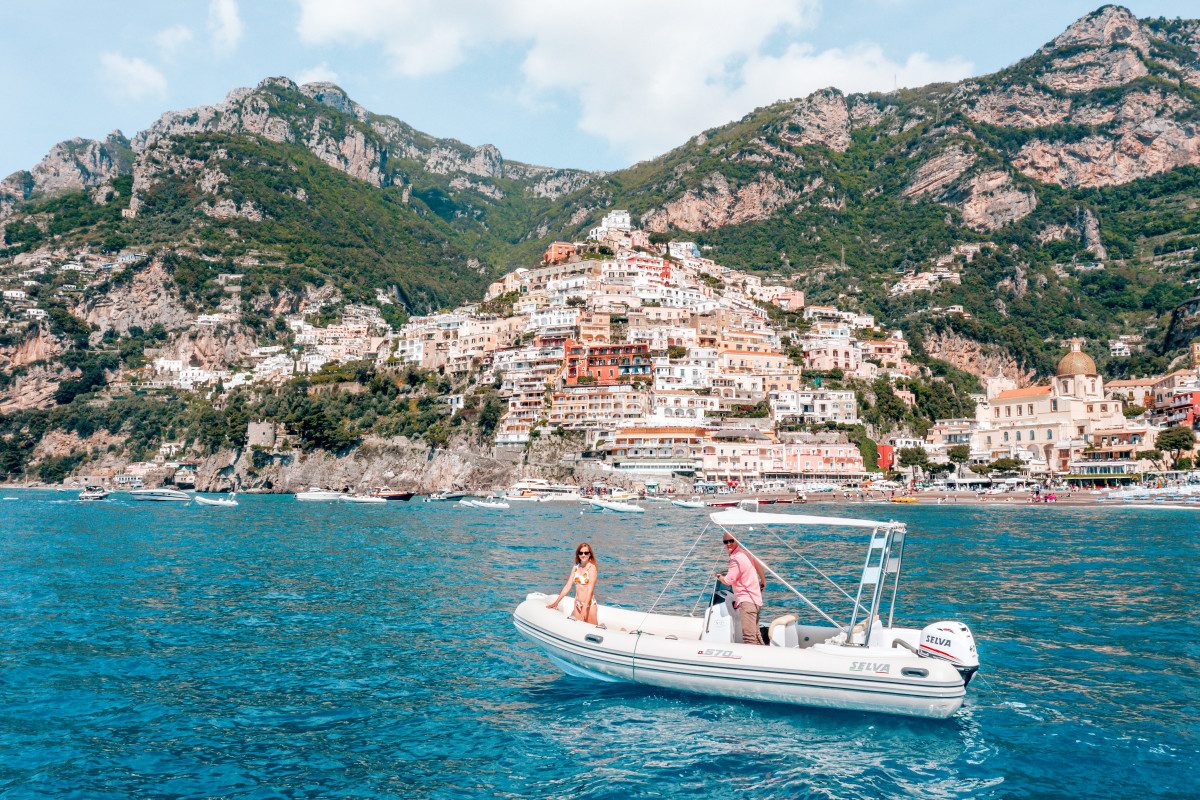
[709,508,908,648]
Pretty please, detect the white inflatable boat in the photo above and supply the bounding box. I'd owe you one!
[513,508,979,719]
[586,497,645,513]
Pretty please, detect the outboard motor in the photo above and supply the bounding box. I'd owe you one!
[919,621,979,685]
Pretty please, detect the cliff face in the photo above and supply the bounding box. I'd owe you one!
[1,132,132,220]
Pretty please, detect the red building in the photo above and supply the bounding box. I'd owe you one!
[542,241,576,265]
[563,339,652,385]
[876,443,895,471]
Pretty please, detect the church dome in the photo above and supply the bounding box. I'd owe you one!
[1056,339,1097,377]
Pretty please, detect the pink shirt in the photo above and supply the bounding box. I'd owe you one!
[724,547,762,607]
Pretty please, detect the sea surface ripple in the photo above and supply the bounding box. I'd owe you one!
[0,492,1195,798]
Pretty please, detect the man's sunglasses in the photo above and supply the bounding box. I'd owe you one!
[722,539,735,544]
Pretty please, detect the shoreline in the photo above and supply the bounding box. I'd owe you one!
[3,483,1183,510]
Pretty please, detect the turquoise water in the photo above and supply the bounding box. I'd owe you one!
[0,490,1195,798]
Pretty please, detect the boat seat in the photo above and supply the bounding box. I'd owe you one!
[768,614,799,647]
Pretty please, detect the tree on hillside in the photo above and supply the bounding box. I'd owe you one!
[1155,426,1196,469]
[897,446,930,482]
[989,457,1024,474]
[947,444,971,477]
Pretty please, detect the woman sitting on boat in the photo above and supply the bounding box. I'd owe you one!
[548,543,599,625]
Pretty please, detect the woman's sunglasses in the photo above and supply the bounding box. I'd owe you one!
[579,551,592,556]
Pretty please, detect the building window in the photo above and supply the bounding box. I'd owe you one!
[1003,432,1009,442]
[1047,430,1053,440]
[1051,400,1058,411]
[1016,431,1022,442]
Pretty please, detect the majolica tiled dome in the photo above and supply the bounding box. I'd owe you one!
[1056,340,1097,376]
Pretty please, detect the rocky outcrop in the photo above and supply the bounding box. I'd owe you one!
[298,81,368,121]
[1040,46,1148,92]
[779,89,851,152]
[902,146,977,199]
[0,326,63,370]
[966,85,1071,128]
[951,170,1037,231]
[922,329,1036,386]
[202,198,264,221]
[449,176,505,200]
[77,260,194,335]
[903,148,1035,231]
[1047,5,1151,55]
[0,364,62,413]
[187,437,517,494]
[0,132,131,220]
[642,172,800,232]
[1014,118,1200,187]
[303,124,388,186]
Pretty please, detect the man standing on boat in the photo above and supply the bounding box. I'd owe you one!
[715,534,764,645]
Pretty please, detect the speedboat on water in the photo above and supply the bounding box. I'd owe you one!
[371,488,415,501]
[195,493,238,507]
[671,498,707,509]
[504,479,581,502]
[513,508,979,719]
[129,488,191,502]
[586,497,645,513]
[426,490,467,502]
[78,486,110,501]
[460,496,511,510]
[295,487,347,501]
[342,494,387,504]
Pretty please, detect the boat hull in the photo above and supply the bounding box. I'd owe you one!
[513,597,965,719]
[586,498,644,513]
[129,490,191,502]
[295,491,346,501]
[195,496,237,507]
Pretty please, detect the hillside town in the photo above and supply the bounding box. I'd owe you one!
[7,209,1196,491]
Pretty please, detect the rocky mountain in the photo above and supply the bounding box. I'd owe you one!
[530,5,1200,374]
[2,5,1199,377]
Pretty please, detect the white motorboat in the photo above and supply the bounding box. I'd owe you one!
[78,486,110,501]
[586,497,645,513]
[425,491,467,502]
[295,487,347,501]
[460,496,511,510]
[195,493,238,507]
[671,498,707,509]
[513,508,979,719]
[342,494,387,504]
[129,488,191,502]
[504,479,581,502]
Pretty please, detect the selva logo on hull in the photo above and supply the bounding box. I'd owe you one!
[849,661,891,674]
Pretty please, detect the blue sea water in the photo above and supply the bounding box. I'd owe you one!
[0,490,1195,799]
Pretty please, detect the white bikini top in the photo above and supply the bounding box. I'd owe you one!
[572,565,593,586]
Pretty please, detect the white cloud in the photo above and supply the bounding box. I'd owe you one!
[296,62,340,85]
[208,0,244,54]
[293,0,974,160]
[99,52,168,102]
[154,24,194,60]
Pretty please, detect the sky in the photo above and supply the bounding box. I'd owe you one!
[2,1,1198,178]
